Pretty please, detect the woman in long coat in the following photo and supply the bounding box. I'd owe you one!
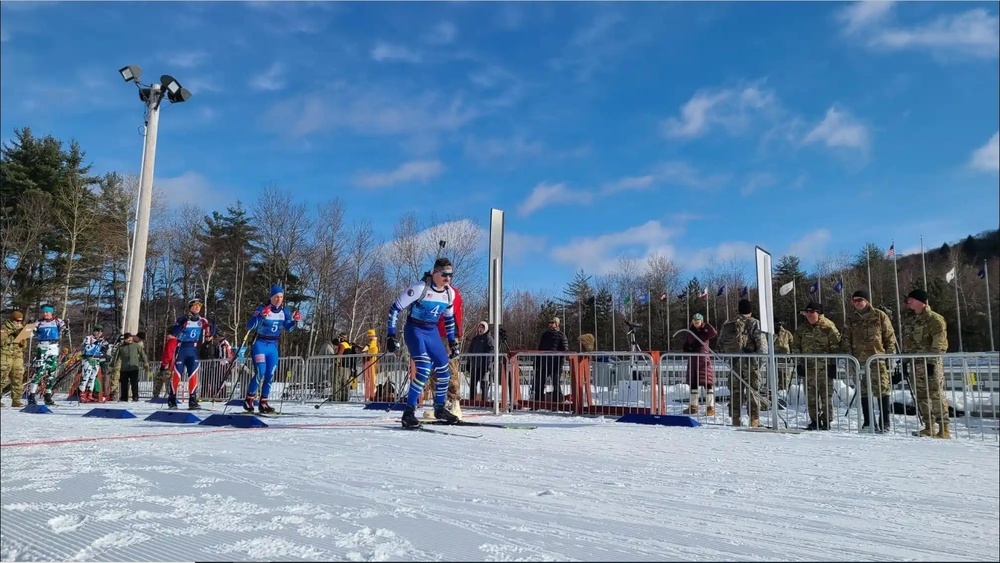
[683,314,717,415]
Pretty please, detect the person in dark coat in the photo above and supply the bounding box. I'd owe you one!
[466,321,495,401]
[533,317,570,403]
[683,313,718,416]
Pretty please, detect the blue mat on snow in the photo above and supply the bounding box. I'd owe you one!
[83,408,137,419]
[616,413,701,427]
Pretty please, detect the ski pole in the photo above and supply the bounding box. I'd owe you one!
[221,322,260,414]
[315,351,390,410]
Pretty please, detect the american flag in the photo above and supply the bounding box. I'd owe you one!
[886,243,895,259]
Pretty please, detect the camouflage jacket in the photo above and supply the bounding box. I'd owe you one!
[776,327,793,353]
[841,305,896,363]
[902,305,948,355]
[792,315,841,354]
[0,320,27,354]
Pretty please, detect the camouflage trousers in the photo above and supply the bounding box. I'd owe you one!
[1,351,25,404]
[153,368,172,398]
[79,358,101,393]
[422,336,461,405]
[729,357,761,420]
[804,368,832,426]
[105,364,121,399]
[860,360,891,398]
[910,360,948,427]
[29,342,60,392]
[330,366,351,402]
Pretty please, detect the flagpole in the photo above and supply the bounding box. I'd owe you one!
[666,293,671,352]
[952,264,964,352]
[647,290,652,352]
[840,279,848,328]
[611,294,616,352]
[793,279,798,331]
[866,245,874,304]
[577,300,583,352]
[706,290,711,325]
[725,287,730,321]
[920,236,928,292]
[891,242,904,351]
[594,295,600,351]
[984,261,995,351]
[686,293,690,325]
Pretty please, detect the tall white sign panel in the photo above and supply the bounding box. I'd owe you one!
[488,209,505,414]
[755,246,780,429]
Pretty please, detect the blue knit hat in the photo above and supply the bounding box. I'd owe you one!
[270,285,284,297]
[41,305,55,313]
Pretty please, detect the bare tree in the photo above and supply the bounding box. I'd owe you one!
[0,191,51,307]
[54,176,99,319]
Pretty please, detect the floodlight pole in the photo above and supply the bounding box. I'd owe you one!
[123,83,162,335]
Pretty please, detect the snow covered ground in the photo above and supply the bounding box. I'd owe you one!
[2,401,998,562]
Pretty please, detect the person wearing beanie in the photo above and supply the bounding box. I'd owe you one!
[793,301,841,430]
[718,299,768,427]
[243,284,301,414]
[77,324,109,403]
[26,304,67,406]
[168,297,214,410]
[467,321,496,402]
[903,288,950,438]
[0,311,29,408]
[683,313,718,416]
[842,288,897,432]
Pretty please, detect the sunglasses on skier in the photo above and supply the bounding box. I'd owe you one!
[437,271,454,278]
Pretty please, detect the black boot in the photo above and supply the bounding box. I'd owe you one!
[258,398,275,414]
[188,394,200,410]
[43,392,55,406]
[166,394,178,409]
[243,395,256,413]
[879,396,892,433]
[433,403,459,424]
[401,406,420,428]
[861,399,872,430]
[27,393,37,406]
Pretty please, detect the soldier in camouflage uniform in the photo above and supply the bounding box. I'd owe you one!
[774,319,794,389]
[718,299,768,427]
[1,311,28,408]
[792,302,841,430]
[841,289,896,432]
[902,289,950,439]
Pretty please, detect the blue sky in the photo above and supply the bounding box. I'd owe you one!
[2,1,998,295]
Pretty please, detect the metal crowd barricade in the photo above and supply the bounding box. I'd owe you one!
[656,352,863,430]
[302,353,411,404]
[457,352,510,410]
[508,351,659,415]
[866,352,999,441]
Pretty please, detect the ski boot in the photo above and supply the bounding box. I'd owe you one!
[26,393,37,406]
[188,394,200,410]
[166,394,178,410]
[433,403,460,425]
[401,405,421,429]
[258,398,275,414]
[43,392,55,406]
[243,395,256,413]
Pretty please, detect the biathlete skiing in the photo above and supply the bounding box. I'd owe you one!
[243,285,300,414]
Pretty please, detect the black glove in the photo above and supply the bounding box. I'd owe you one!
[891,361,903,385]
[386,335,397,353]
[796,364,805,378]
[449,340,460,359]
[827,360,838,379]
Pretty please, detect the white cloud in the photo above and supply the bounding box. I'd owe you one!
[154,171,232,210]
[785,229,832,260]
[837,2,999,60]
[354,160,444,189]
[549,220,679,275]
[249,62,286,92]
[504,232,548,263]
[261,84,477,142]
[661,82,778,139]
[161,51,208,69]
[602,175,657,194]
[802,106,870,151]
[969,132,1000,173]
[653,161,730,190]
[424,22,457,45]
[371,42,422,63]
[517,182,592,217]
[464,136,545,163]
[740,172,778,197]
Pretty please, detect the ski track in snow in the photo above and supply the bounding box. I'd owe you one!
[1,403,998,562]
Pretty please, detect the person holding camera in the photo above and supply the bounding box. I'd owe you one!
[683,314,717,416]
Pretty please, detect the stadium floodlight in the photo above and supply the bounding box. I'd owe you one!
[160,75,191,104]
[119,65,142,83]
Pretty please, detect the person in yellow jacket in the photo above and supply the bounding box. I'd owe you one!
[362,329,379,397]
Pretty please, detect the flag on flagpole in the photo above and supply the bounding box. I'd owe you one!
[809,281,819,294]
[622,293,632,305]
[677,290,687,299]
[740,286,748,297]
[716,285,725,297]
[979,266,987,280]
[637,292,650,304]
[833,278,844,293]
[886,243,895,259]
[779,280,794,296]
[659,292,667,301]
[946,267,956,283]
[697,288,708,300]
